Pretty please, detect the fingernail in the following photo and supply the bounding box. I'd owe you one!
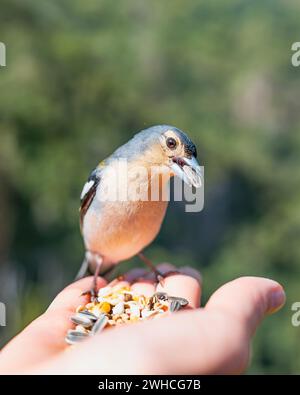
[269,288,286,313]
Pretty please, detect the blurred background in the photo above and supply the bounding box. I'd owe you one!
[0,0,300,373]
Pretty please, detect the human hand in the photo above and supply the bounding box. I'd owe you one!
[0,265,285,374]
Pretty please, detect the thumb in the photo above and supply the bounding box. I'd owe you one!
[46,276,107,314]
[205,276,286,337]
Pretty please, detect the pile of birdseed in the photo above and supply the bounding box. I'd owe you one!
[65,283,188,345]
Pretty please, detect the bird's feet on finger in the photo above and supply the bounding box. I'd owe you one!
[81,288,98,302]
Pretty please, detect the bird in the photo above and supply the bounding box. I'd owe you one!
[77,125,202,297]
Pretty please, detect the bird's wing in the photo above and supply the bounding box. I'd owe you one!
[79,168,101,231]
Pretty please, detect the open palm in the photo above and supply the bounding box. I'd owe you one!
[0,264,285,374]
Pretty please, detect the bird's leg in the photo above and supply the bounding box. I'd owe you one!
[82,254,103,301]
[92,255,102,296]
[137,252,166,286]
[138,252,163,284]
[138,252,182,286]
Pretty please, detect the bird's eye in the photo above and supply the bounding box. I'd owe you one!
[166,137,177,149]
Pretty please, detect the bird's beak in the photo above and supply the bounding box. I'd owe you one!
[170,156,202,188]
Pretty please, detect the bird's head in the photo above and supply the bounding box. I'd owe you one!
[126,125,202,188]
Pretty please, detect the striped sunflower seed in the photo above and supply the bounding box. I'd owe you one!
[78,310,98,321]
[170,299,182,312]
[70,313,94,328]
[153,292,168,301]
[91,314,108,335]
[65,330,90,345]
[168,296,189,307]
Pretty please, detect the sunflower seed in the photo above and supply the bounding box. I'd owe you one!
[71,313,94,328]
[78,310,98,321]
[75,325,88,333]
[91,314,108,334]
[170,299,182,312]
[65,330,90,345]
[168,296,189,307]
[153,292,168,301]
[67,329,90,337]
[182,164,202,188]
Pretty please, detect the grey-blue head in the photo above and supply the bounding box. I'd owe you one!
[111,125,201,187]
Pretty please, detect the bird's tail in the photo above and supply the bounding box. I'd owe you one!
[75,254,91,281]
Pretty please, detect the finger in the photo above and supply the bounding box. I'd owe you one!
[56,305,240,375]
[205,276,286,337]
[46,276,107,314]
[179,266,202,286]
[130,263,175,296]
[0,276,109,369]
[106,279,130,289]
[131,281,156,297]
[123,268,148,283]
[84,276,283,374]
[140,262,176,282]
[52,277,285,375]
[156,270,201,308]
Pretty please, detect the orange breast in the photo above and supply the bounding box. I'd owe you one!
[83,199,168,264]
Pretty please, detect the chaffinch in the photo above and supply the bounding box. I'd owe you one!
[77,125,201,296]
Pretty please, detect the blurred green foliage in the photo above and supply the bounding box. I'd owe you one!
[1,0,300,373]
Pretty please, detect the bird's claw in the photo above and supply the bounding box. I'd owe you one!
[156,273,165,287]
[81,288,97,302]
[155,269,181,287]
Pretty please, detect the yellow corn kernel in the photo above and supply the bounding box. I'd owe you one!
[100,302,111,314]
